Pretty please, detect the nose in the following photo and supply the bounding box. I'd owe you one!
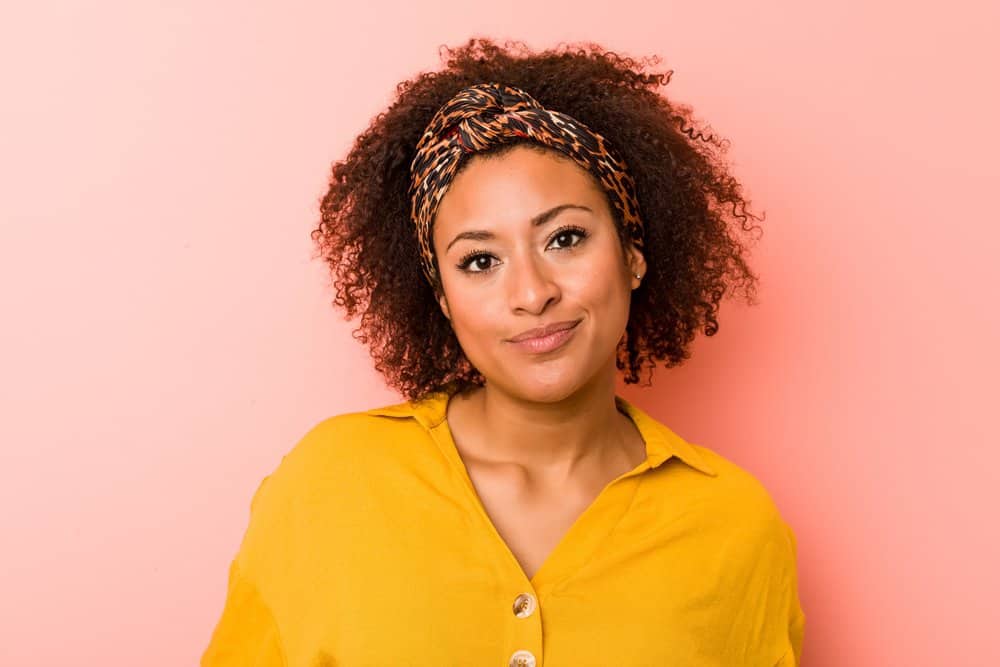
[505,249,560,314]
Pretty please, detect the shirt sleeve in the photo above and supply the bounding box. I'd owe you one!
[200,557,287,667]
[777,521,806,666]
[201,471,289,667]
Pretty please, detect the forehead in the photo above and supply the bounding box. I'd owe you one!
[433,145,606,232]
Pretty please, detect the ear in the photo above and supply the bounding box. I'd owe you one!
[626,244,647,289]
[437,290,451,321]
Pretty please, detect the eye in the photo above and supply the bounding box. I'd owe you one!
[456,250,497,273]
[548,226,588,250]
[455,226,589,275]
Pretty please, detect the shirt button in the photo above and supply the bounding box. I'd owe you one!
[512,592,537,618]
[509,649,536,667]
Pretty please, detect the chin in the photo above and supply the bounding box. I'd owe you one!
[498,365,590,403]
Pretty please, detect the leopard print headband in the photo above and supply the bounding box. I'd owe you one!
[408,82,645,289]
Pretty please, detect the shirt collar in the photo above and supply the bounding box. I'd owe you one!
[365,391,718,477]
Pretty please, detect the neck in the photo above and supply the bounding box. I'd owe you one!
[448,369,638,483]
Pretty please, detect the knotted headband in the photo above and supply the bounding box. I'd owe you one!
[408,82,646,289]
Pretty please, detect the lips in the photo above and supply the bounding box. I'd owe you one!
[507,319,581,343]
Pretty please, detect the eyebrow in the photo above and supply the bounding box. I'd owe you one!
[445,204,593,253]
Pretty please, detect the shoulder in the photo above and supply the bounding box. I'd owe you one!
[694,444,780,506]
[271,401,424,482]
[677,444,805,663]
[689,446,806,658]
[679,441,798,556]
[231,402,428,600]
[234,401,427,564]
[245,400,425,511]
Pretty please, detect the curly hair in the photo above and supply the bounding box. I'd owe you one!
[310,37,763,403]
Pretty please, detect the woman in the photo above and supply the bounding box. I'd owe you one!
[202,38,805,666]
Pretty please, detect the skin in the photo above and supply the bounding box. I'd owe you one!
[430,145,650,575]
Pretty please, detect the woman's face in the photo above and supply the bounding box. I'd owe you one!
[431,144,646,402]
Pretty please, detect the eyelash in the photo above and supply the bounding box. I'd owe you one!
[456,226,590,274]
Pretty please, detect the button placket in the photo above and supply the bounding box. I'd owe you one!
[508,587,541,665]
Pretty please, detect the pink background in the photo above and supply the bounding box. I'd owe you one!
[2,1,997,665]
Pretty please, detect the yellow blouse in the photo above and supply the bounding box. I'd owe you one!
[202,392,805,666]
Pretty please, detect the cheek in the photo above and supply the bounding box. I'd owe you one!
[588,283,630,329]
[565,256,628,307]
[444,287,500,339]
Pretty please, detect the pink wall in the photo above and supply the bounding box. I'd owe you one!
[2,1,997,665]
